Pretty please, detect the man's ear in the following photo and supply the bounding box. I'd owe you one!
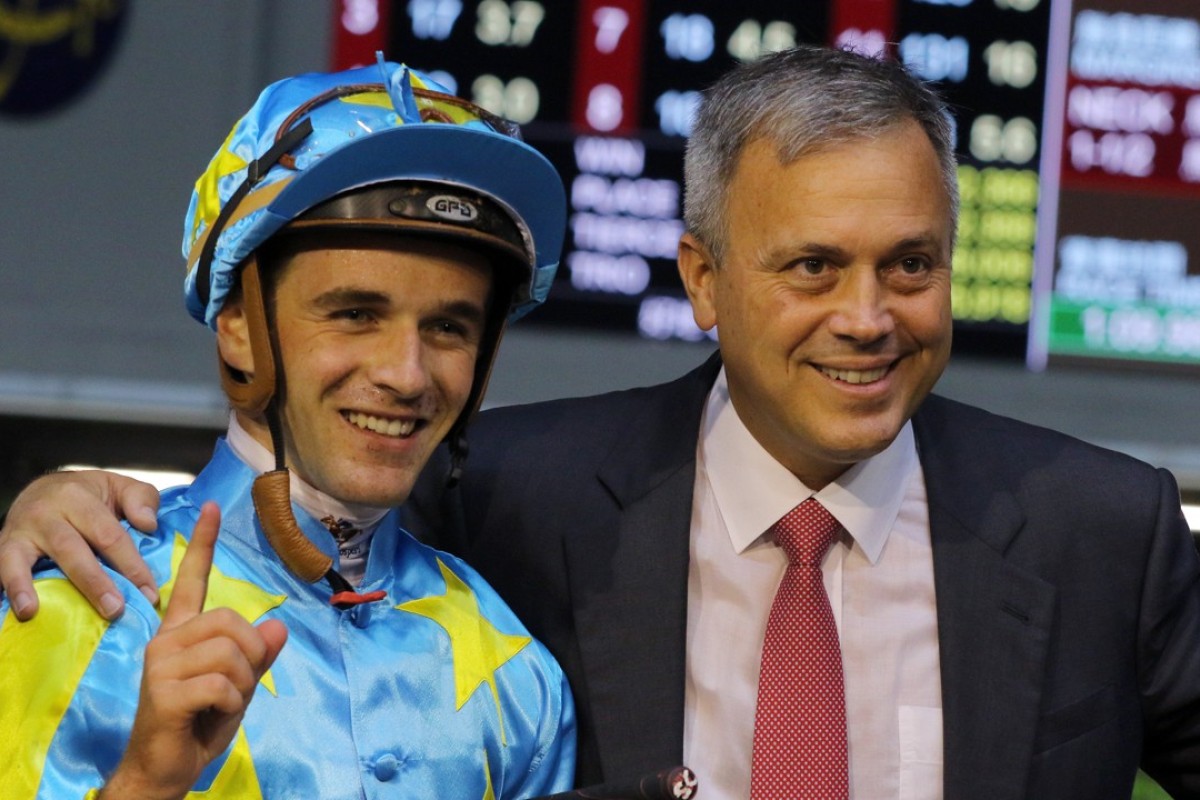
[216,297,255,377]
[677,232,719,331]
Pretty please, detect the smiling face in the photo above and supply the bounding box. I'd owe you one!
[219,236,492,507]
[678,121,954,489]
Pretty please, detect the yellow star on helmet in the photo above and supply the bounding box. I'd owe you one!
[190,124,248,244]
[160,532,287,695]
[397,558,531,744]
[341,89,392,110]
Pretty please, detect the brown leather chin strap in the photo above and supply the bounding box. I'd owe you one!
[251,470,333,583]
[219,257,276,416]
[220,257,334,584]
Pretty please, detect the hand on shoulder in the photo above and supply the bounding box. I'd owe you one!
[0,469,160,620]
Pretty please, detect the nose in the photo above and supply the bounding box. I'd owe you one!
[368,324,433,400]
[826,268,895,344]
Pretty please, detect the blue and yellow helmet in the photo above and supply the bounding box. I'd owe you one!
[182,55,565,329]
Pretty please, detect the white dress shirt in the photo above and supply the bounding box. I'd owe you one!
[682,371,943,800]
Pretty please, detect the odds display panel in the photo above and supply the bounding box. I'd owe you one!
[378,0,1196,370]
[1029,0,1200,371]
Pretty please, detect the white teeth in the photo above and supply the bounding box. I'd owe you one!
[347,412,416,437]
[818,365,888,385]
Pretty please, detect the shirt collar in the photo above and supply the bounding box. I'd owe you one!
[699,368,919,564]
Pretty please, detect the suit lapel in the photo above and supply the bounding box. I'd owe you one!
[564,354,721,780]
[914,397,1056,800]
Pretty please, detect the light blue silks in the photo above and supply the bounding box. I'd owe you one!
[0,439,575,799]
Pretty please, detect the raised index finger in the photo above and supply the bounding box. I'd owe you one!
[161,501,221,630]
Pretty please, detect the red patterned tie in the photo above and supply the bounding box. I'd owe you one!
[751,498,849,800]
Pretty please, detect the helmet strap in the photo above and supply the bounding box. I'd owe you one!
[218,257,277,416]
[221,256,336,583]
[444,299,509,488]
[446,430,469,488]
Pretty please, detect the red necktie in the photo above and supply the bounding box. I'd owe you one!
[751,498,849,800]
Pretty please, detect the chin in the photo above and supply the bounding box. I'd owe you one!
[325,475,415,509]
[822,427,902,463]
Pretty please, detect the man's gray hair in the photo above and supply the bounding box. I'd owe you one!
[683,45,959,263]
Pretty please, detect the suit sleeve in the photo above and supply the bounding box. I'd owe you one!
[1138,467,1200,796]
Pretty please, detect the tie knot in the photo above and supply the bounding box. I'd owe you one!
[770,498,840,566]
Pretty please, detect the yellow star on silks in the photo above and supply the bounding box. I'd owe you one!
[397,558,531,744]
[185,726,264,798]
[481,749,496,800]
[159,532,287,695]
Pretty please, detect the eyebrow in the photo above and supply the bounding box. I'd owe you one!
[781,233,947,264]
[311,288,391,308]
[434,299,488,326]
[310,288,488,323]
[888,234,947,254]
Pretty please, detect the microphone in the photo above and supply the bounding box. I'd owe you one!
[531,766,698,799]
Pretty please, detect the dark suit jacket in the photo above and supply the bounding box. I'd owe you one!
[411,352,1200,798]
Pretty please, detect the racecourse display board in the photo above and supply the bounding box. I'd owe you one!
[330,0,1200,370]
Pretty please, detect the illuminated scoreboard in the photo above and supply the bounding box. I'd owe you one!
[332,0,1198,369]
[1029,0,1200,370]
